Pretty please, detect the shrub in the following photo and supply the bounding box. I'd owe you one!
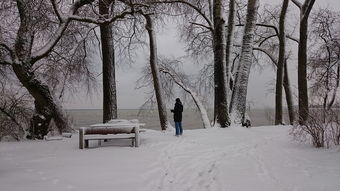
[290,109,340,148]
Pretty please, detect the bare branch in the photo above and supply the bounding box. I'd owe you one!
[50,0,62,22]
[68,10,134,24]
[302,0,316,21]
[31,22,69,63]
[290,0,302,9]
[253,46,278,66]
[32,0,134,63]
[286,35,299,44]
[236,23,279,35]
[190,22,213,31]
[150,0,213,29]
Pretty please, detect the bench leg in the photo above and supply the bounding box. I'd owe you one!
[85,140,89,148]
[98,140,102,147]
[134,126,140,147]
[79,127,85,149]
[131,138,135,147]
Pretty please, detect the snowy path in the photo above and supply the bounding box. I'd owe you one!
[0,126,339,191]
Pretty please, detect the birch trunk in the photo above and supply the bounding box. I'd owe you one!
[145,14,169,131]
[99,0,118,123]
[213,0,230,127]
[226,0,235,94]
[275,0,289,125]
[230,0,259,124]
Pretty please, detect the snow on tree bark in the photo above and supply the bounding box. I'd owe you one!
[12,0,73,139]
[225,0,235,94]
[230,0,259,124]
[213,0,230,127]
[145,14,169,131]
[99,0,118,123]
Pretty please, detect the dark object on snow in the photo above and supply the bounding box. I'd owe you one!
[242,119,251,128]
[171,98,184,136]
[171,98,183,122]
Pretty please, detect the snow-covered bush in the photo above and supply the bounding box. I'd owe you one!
[290,109,340,148]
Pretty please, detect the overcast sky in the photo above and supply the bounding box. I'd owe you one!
[63,0,340,110]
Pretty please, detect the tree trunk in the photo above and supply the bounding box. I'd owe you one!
[230,0,259,124]
[298,15,309,124]
[12,64,71,139]
[275,0,289,125]
[12,0,71,139]
[99,0,118,123]
[297,0,316,124]
[283,60,295,125]
[226,0,235,96]
[145,14,169,131]
[213,0,230,127]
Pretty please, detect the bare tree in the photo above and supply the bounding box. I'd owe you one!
[234,2,299,125]
[144,14,170,130]
[230,0,259,124]
[308,8,340,121]
[99,0,117,123]
[0,0,136,138]
[158,58,212,129]
[291,0,316,124]
[213,0,230,127]
[274,0,289,125]
[149,0,230,127]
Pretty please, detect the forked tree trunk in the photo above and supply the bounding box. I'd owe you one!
[275,0,289,125]
[294,0,316,124]
[230,0,259,124]
[145,14,169,131]
[99,0,118,123]
[213,0,230,127]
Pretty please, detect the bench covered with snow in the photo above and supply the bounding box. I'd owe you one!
[79,119,145,149]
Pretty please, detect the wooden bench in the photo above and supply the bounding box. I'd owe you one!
[79,121,145,149]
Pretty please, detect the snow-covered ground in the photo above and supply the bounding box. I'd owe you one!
[0,125,339,191]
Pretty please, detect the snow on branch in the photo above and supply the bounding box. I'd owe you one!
[32,0,136,63]
[158,59,211,128]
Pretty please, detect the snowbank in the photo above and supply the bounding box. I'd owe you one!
[0,126,339,191]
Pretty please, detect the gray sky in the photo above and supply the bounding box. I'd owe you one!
[63,0,340,109]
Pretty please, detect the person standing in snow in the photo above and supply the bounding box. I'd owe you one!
[171,98,183,136]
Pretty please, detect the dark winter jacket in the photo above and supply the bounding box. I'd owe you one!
[171,101,183,122]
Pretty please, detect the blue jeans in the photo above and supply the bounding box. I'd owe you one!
[175,122,183,135]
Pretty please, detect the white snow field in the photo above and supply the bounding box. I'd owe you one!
[0,125,339,191]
